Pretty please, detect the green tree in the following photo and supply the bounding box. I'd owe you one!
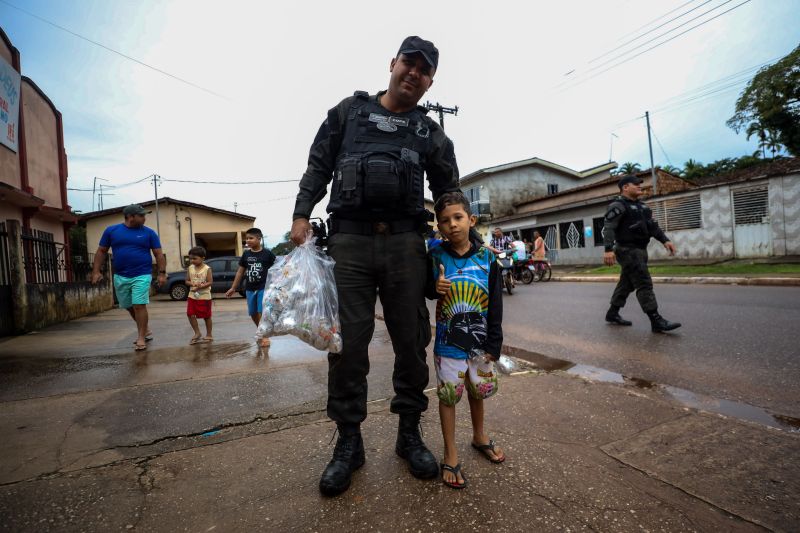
[616,162,642,175]
[682,159,705,180]
[271,231,295,256]
[727,44,799,156]
[659,164,682,176]
[746,120,769,159]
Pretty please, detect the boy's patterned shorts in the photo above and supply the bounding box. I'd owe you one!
[434,355,499,407]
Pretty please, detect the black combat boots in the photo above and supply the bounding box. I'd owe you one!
[319,423,365,497]
[647,311,682,333]
[395,413,439,479]
[605,305,632,326]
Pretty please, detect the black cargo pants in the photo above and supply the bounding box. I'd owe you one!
[325,229,432,425]
[610,245,658,313]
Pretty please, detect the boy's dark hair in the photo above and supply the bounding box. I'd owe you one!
[245,228,263,239]
[434,191,471,216]
[188,246,207,258]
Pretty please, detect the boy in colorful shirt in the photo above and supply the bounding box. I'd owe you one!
[426,192,505,489]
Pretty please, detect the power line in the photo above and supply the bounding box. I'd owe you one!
[590,0,714,64]
[559,0,755,91]
[0,0,229,100]
[589,0,735,72]
[610,56,778,129]
[613,0,700,43]
[651,127,673,166]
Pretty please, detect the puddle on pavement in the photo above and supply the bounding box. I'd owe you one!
[503,346,800,433]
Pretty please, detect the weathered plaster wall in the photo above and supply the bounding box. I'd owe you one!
[21,81,60,208]
[22,281,114,332]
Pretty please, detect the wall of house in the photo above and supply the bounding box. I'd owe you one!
[21,81,62,210]
[768,174,800,256]
[85,203,254,274]
[22,280,114,332]
[0,203,22,225]
[466,168,587,219]
[648,188,734,261]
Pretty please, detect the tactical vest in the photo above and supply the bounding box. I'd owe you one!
[327,92,432,219]
[612,196,653,248]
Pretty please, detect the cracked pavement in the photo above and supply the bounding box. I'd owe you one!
[0,299,798,531]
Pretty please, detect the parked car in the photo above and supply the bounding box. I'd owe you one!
[157,255,245,301]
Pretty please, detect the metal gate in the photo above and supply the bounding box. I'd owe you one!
[732,186,772,258]
[0,222,13,336]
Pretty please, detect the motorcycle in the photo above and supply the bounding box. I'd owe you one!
[513,254,535,285]
[496,249,515,295]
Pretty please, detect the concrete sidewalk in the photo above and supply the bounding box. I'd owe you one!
[1,302,798,531]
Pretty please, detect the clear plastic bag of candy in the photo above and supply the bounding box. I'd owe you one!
[257,233,342,353]
[469,348,517,375]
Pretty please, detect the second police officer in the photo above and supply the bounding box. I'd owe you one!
[602,175,682,333]
[290,36,461,496]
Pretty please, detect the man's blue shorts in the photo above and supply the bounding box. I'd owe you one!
[246,289,264,316]
[114,274,151,309]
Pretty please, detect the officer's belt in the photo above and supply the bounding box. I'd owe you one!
[330,218,418,236]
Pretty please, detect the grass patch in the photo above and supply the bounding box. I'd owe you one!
[583,263,800,276]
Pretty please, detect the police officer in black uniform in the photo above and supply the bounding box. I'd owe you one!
[290,36,460,496]
[602,175,681,333]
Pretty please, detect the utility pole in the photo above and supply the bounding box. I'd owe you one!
[645,111,657,196]
[98,184,114,210]
[91,176,108,211]
[424,101,459,131]
[152,174,161,237]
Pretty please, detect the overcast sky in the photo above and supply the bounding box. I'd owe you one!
[2,0,798,245]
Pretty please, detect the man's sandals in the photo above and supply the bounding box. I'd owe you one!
[471,439,506,464]
[440,463,467,489]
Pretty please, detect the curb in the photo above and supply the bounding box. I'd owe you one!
[551,275,800,287]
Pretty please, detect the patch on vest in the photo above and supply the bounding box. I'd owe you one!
[369,113,409,132]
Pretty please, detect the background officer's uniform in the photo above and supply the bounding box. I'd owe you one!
[294,90,459,425]
[602,194,669,314]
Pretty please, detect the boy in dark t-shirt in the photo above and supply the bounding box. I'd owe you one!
[226,228,276,347]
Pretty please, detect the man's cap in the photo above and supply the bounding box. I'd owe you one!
[618,175,643,189]
[122,204,150,216]
[398,36,439,69]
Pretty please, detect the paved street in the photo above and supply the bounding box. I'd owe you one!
[493,281,800,419]
[0,297,799,531]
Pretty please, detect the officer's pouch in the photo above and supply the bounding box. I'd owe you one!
[333,156,363,209]
[364,155,403,208]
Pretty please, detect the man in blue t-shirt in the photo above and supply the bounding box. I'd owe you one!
[91,204,167,351]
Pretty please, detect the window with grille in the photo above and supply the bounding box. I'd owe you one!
[592,217,606,247]
[547,183,559,195]
[732,187,769,225]
[559,220,585,249]
[648,194,702,231]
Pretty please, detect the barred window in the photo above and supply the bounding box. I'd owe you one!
[559,220,585,249]
[732,187,769,225]
[649,194,702,231]
[592,217,606,247]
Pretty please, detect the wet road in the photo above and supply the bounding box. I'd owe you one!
[498,281,800,417]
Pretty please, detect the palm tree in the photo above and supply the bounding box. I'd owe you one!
[765,129,783,158]
[617,162,642,175]
[682,159,704,180]
[659,164,682,176]
[746,121,768,159]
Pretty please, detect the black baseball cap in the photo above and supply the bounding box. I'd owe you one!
[618,175,643,189]
[122,204,150,216]
[398,36,439,70]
